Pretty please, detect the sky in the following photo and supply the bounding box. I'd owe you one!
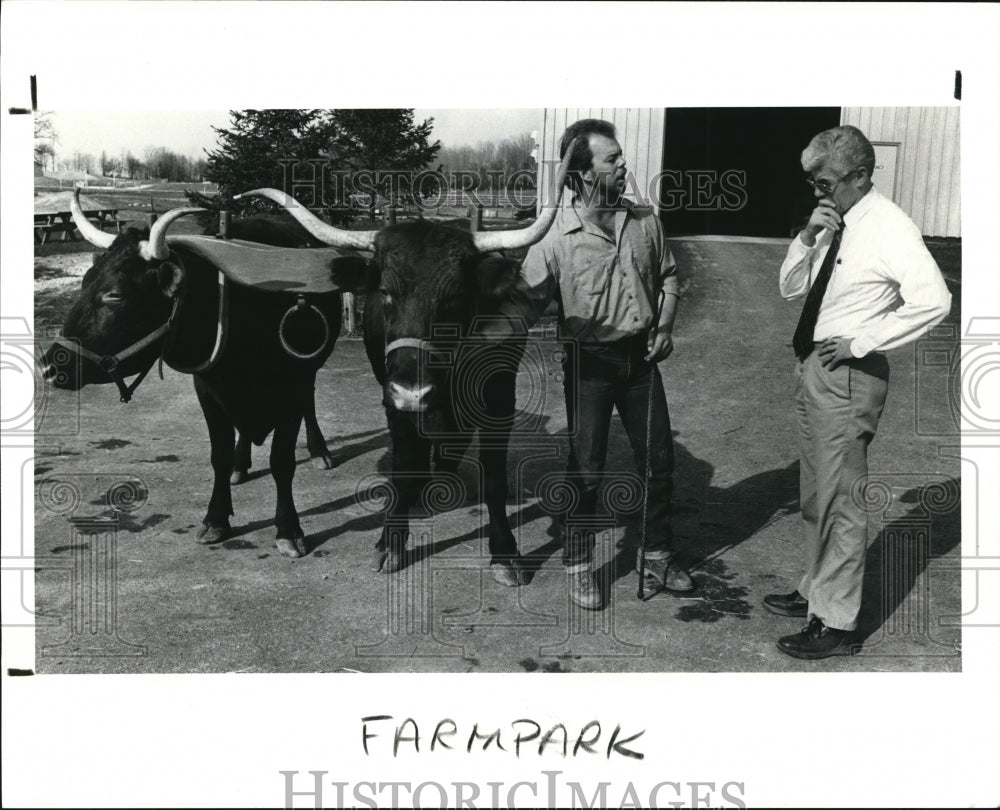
[43,108,543,163]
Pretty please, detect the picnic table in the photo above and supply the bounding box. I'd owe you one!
[34,191,126,244]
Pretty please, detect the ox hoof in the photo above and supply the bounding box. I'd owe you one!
[197,523,230,545]
[490,559,527,587]
[230,469,249,485]
[371,549,404,573]
[311,454,336,471]
[275,535,307,558]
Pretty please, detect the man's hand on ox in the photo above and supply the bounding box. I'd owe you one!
[801,199,843,246]
[817,337,855,369]
[645,328,674,364]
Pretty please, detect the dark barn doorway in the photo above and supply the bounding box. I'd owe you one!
[660,107,841,237]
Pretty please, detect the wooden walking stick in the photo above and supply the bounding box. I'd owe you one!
[638,289,666,600]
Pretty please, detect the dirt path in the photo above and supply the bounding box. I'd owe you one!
[32,239,962,673]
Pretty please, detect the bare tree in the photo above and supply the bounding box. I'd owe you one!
[34,111,57,170]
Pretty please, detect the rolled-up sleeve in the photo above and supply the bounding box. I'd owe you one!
[660,247,679,298]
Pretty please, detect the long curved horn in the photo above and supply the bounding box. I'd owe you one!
[70,187,116,249]
[139,207,206,261]
[471,136,577,253]
[235,189,378,251]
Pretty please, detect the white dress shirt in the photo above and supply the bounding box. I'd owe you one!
[779,186,952,358]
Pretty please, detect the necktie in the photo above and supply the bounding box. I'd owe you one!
[792,225,843,361]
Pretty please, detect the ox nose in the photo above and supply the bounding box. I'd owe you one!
[388,382,433,412]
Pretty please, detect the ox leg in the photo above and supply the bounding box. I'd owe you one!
[303,382,335,470]
[372,415,427,574]
[195,386,234,545]
[271,410,307,559]
[431,435,471,477]
[231,431,252,485]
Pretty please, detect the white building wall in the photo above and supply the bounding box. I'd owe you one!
[841,106,961,237]
[536,108,666,209]
[539,107,961,238]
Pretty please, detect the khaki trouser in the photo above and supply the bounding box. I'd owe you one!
[794,349,889,631]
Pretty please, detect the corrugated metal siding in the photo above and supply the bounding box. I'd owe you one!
[537,108,666,209]
[841,106,961,237]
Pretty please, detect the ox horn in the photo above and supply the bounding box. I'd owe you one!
[234,189,378,251]
[70,187,117,249]
[470,137,577,253]
[139,207,206,262]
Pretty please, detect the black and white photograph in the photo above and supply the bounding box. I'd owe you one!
[3,2,998,808]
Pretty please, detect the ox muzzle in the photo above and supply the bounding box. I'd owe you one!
[384,337,450,413]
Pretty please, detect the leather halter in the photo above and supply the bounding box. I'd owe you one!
[384,337,436,357]
[52,297,180,403]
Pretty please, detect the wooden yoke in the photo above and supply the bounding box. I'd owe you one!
[166,235,367,294]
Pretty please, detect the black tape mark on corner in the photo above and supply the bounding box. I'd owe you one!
[8,668,35,676]
[7,74,37,114]
[954,70,961,101]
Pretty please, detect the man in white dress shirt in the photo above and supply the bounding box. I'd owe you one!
[766,125,952,659]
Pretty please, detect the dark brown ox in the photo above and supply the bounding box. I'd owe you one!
[238,149,571,585]
[196,210,337,484]
[39,190,365,557]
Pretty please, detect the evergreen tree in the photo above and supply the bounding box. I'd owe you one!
[192,108,440,220]
[199,109,334,214]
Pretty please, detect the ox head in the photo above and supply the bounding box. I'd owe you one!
[237,142,574,416]
[40,190,203,393]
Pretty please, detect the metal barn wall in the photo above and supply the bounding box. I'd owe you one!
[537,108,666,209]
[841,106,961,238]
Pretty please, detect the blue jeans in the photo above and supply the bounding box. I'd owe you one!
[560,335,675,572]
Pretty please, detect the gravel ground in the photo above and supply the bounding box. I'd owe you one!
[32,238,963,673]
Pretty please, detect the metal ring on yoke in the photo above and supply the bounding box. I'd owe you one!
[279,296,331,360]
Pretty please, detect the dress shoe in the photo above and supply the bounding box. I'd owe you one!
[490,557,527,587]
[763,589,808,617]
[568,570,602,610]
[777,618,861,660]
[636,552,695,593]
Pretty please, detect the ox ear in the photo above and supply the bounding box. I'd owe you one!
[329,255,377,293]
[474,252,521,301]
[156,261,185,299]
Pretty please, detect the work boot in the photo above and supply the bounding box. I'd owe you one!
[636,552,695,593]
[568,570,602,610]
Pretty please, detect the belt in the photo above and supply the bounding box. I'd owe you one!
[578,333,645,349]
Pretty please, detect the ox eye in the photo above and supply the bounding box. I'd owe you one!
[101,291,124,306]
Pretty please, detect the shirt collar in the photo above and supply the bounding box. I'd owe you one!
[561,195,635,236]
[843,185,878,229]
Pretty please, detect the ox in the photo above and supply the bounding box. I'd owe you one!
[197,209,338,484]
[238,149,571,585]
[40,190,366,557]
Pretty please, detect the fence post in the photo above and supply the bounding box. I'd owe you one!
[469,203,483,233]
[218,210,231,239]
[342,293,357,335]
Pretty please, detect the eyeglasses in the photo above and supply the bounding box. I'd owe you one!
[806,168,860,195]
